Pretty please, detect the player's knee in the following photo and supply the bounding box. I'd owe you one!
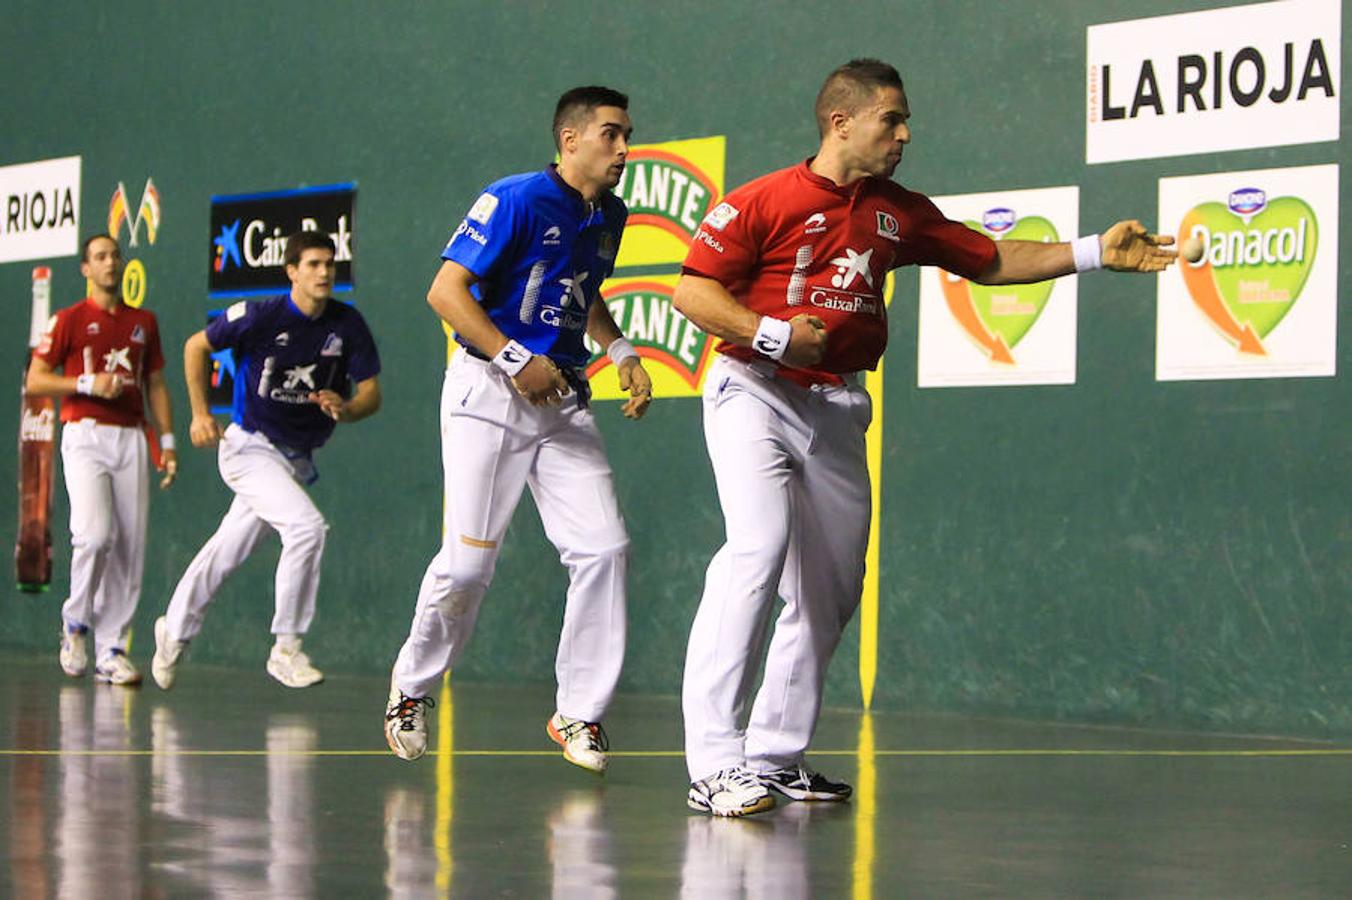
[562,533,629,571]
[280,516,328,553]
[71,518,115,555]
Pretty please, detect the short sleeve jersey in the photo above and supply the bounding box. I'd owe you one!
[36,298,166,426]
[206,295,381,454]
[441,165,627,368]
[682,160,997,385]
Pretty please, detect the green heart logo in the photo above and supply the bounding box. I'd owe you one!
[1180,197,1318,353]
[941,216,1058,362]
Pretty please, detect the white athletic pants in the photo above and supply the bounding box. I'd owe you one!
[683,356,872,781]
[60,420,149,659]
[393,350,629,719]
[164,424,327,642]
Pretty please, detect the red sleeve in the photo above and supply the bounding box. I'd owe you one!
[908,192,998,280]
[34,308,69,368]
[143,314,165,374]
[680,188,760,287]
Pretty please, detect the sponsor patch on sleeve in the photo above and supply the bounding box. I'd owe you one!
[703,202,739,231]
[226,301,248,322]
[467,192,500,225]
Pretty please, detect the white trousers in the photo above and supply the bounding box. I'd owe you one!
[392,350,629,719]
[164,424,327,642]
[60,420,149,659]
[683,356,872,781]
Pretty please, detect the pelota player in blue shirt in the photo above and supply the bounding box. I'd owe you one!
[152,230,382,690]
[385,86,653,773]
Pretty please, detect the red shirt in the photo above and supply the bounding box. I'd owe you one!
[36,298,165,426]
[683,160,997,386]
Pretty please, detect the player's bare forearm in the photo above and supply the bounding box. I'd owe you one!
[586,297,625,348]
[24,356,77,397]
[428,260,509,357]
[182,331,217,420]
[146,369,175,437]
[972,240,1076,285]
[342,377,382,422]
[672,274,760,345]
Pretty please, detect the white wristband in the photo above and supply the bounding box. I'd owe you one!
[606,337,639,367]
[751,316,792,361]
[159,433,176,451]
[76,374,96,395]
[1072,234,1103,273]
[492,340,533,377]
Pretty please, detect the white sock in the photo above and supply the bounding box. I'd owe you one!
[274,634,302,653]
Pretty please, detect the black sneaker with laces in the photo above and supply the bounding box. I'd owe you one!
[758,764,853,802]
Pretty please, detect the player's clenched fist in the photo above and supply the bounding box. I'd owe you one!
[91,372,126,399]
[782,314,828,369]
[511,355,571,407]
[189,413,223,448]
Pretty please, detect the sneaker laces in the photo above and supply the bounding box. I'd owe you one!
[558,717,609,752]
[720,766,764,791]
[387,694,434,732]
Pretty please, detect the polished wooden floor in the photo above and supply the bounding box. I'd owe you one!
[1,650,1349,898]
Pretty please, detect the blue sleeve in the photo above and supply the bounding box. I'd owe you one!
[206,299,260,352]
[441,186,525,281]
[344,312,381,383]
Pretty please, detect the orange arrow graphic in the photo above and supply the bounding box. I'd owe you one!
[1178,212,1267,357]
[938,270,1014,364]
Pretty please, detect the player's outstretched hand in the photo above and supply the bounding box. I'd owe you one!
[189,413,223,448]
[310,389,346,421]
[512,355,570,407]
[782,314,828,369]
[1101,220,1178,273]
[158,448,178,490]
[617,358,653,420]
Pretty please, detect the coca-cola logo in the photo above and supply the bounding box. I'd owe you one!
[20,406,54,442]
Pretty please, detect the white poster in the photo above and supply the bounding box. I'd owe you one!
[1156,164,1338,381]
[1086,0,1340,163]
[917,186,1078,388]
[0,156,82,263]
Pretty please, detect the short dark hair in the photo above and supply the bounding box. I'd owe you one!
[815,59,905,137]
[283,230,336,268]
[552,86,629,151]
[80,233,119,263]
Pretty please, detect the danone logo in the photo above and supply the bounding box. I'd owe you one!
[586,277,713,398]
[1178,189,1318,356]
[938,211,1058,363]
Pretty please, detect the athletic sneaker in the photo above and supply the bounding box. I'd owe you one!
[385,687,435,761]
[59,623,89,677]
[266,643,324,688]
[687,766,776,817]
[94,649,142,686]
[151,616,187,690]
[758,763,853,802]
[546,712,609,774]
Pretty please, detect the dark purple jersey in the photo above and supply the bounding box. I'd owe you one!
[206,295,380,455]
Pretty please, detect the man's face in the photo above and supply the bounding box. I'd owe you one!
[845,85,911,178]
[80,237,123,292]
[564,105,632,190]
[286,247,336,302]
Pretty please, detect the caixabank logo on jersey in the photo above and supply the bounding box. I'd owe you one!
[209,183,355,298]
[1086,0,1339,163]
[917,186,1079,388]
[588,136,725,400]
[1157,164,1338,381]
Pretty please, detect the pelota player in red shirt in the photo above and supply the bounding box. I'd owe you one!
[26,234,178,686]
[676,59,1178,817]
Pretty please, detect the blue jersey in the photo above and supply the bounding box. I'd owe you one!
[206,295,381,455]
[441,165,627,368]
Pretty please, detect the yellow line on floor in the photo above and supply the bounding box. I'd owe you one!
[2,748,1348,758]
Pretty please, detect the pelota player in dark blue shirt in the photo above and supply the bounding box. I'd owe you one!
[152,230,382,690]
[385,86,653,772]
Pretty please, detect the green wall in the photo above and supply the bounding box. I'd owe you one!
[2,1,1348,738]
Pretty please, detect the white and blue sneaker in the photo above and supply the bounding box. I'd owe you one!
[758,763,852,802]
[94,648,142,686]
[59,623,89,677]
[687,766,776,817]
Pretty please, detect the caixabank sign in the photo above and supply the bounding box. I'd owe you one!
[208,183,355,298]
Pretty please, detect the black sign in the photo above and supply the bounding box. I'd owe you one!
[209,183,355,299]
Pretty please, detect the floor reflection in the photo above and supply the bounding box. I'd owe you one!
[58,685,140,898]
[150,705,317,897]
[549,788,617,899]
